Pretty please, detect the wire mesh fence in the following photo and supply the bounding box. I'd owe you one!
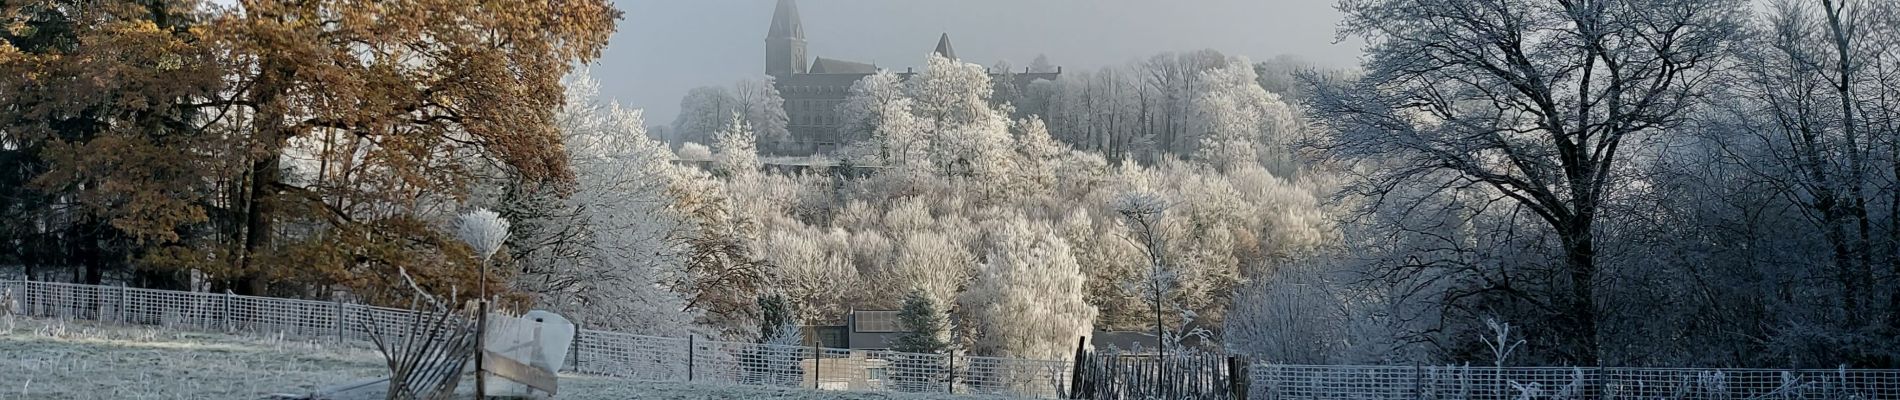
[16,279,1900,400]
[0,279,1075,398]
[1250,364,1900,400]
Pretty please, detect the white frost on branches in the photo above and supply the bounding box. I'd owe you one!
[962,219,1098,361]
[513,71,700,336]
[1190,56,1301,174]
[455,209,510,261]
[713,113,762,180]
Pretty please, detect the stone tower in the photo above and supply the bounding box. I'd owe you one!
[765,0,808,77]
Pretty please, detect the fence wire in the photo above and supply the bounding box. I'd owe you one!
[18,279,1900,400]
[1251,364,1900,400]
[0,280,1074,398]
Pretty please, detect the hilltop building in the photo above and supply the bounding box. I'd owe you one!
[763,0,1060,154]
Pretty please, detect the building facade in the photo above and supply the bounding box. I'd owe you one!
[763,0,1059,155]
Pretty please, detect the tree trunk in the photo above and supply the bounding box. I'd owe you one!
[1560,220,1601,366]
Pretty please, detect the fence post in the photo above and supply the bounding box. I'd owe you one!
[569,325,582,374]
[1228,357,1241,400]
[333,299,345,342]
[947,352,956,394]
[1412,362,1422,400]
[116,284,127,324]
[687,335,696,382]
[1070,336,1089,399]
[811,341,821,390]
[221,290,233,332]
[475,300,489,400]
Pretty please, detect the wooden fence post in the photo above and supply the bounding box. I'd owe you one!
[1070,336,1089,399]
[475,300,488,400]
[1227,357,1240,400]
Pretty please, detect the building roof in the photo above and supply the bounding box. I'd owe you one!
[767,0,803,39]
[1092,331,1162,352]
[809,57,878,74]
[933,33,957,60]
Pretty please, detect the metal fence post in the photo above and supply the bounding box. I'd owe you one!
[569,325,582,373]
[1412,362,1422,400]
[221,290,233,332]
[687,335,696,382]
[333,299,345,342]
[812,342,821,389]
[116,284,127,324]
[947,352,956,394]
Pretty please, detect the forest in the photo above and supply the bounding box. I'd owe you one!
[4,0,1900,369]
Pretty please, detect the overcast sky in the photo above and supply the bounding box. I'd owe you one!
[594,0,1364,126]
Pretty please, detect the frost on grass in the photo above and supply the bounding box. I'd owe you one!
[0,316,1019,400]
[0,316,384,400]
[558,378,1023,400]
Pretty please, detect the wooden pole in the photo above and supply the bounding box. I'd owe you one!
[475,300,488,400]
[1070,336,1089,399]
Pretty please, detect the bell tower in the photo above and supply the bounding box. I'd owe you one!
[766,0,808,77]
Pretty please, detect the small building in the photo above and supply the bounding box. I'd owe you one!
[800,309,905,350]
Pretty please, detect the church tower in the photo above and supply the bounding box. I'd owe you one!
[932,33,958,60]
[765,0,808,77]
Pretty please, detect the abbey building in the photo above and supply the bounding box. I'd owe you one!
[763,0,1059,155]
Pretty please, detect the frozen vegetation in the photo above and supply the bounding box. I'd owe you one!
[0,316,1021,400]
[0,316,383,399]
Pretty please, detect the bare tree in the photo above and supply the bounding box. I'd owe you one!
[1309,0,1747,365]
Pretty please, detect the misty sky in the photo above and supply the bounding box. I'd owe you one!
[595,0,1364,126]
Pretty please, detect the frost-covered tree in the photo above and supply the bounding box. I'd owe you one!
[912,54,1016,181]
[1310,0,1747,365]
[1189,57,1302,175]
[505,73,700,336]
[672,79,790,148]
[676,142,713,161]
[962,219,1097,361]
[759,227,856,324]
[839,70,933,169]
[734,78,792,143]
[890,231,975,308]
[713,114,762,180]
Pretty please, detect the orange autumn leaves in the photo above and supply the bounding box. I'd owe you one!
[0,0,618,305]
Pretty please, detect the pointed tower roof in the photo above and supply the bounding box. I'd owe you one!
[932,33,957,60]
[768,0,804,39]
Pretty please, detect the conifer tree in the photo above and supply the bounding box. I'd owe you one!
[891,289,950,354]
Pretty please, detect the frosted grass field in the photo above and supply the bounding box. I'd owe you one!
[0,315,1015,400]
[0,315,383,399]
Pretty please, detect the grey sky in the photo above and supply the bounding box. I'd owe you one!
[594,0,1363,126]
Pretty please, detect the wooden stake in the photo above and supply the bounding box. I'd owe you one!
[475,300,487,400]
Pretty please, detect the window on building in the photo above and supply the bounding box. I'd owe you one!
[854,310,900,333]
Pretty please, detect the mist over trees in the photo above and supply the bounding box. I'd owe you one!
[6,0,1900,370]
